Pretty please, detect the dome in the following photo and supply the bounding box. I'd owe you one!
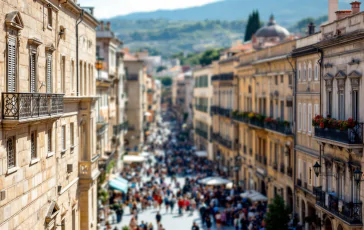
[255,15,290,40]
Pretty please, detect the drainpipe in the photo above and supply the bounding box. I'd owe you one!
[286,54,297,224]
[76,10,84,96]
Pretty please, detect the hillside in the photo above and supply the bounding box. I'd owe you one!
[113,0,348,25]
[109,15,327,57]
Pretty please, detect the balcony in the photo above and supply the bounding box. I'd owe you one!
[210,106,231,118]
[212,133,233,150]
[314,124,363,148]
[211,72,234,82]
[2,93,64,128]
[315,186,362,225]
[113,122,128,136]
[195,128,208,140]
[232,112,292,135]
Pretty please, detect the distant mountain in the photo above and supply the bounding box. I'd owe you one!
[113,0,349,25]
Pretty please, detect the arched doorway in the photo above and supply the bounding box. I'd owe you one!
[325,218,333,230]
[286,187,293,211]
[261,180,266,195]
[337,224,343,230]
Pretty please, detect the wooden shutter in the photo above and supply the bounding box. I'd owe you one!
[30,53,36,92]
[46,53,52,93]
[7,36,16,92]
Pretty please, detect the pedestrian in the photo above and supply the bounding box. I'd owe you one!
[205,215,212,230]
[178,197,184,215]
[129,217,137,230]
[191,222,200,230]
[215,211,222,230]
[156,211,162,225]
[164,196,170,213]
[170,195,176,213]
[148,223,154,230]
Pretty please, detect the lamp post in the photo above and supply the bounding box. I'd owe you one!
[234,154,242,186]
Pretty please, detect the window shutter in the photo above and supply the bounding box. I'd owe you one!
[308,104,312,133]
[46,53,52,93]
[7,37,16,92]
[298,103,301,131]
[303,104,307,131]
[30,53,36,92]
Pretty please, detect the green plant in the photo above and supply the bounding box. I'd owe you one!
[106,160,115,174]
[265,195,290,230]
[98,188,109,204]
[122,226,130,230]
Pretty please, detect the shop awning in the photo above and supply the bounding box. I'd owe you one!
[123,155,145,163]
[195,151,208,157]
[240,190,268,202]
[109,179,128,193]
[115,176,128,185]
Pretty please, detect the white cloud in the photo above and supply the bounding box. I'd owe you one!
[77,0,219,19]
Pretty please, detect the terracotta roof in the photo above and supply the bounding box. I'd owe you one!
[124,52,139,61]
[228,42,253,52]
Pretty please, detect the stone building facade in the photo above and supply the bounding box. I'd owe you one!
[0,0,99,230]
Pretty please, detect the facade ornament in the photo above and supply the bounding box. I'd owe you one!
[348,70,361,91]
[335,70,347,92]
[323,73,334,91]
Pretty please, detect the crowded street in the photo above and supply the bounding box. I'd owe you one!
[103,110,269,230]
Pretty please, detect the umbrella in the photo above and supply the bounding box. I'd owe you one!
[240,190,268,202]
[200,177,232,186]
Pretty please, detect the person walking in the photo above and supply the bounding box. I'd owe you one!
[205,215,212,230]
[170,195,176,213]
[191,222,200,230]
[156,211,162,225]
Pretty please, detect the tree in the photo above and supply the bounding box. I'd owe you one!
[156,66,167,73]
[265,195,291,230]
[244,10,262,42]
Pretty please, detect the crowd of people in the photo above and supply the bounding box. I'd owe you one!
[107,113,268,230]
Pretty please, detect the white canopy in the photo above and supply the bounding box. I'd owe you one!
[123,155,145,163]
[240,190,268,202]
[195,151,208,157]
[140,152,150,157]
[199,177,232,186]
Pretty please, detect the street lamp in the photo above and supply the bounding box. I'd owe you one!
[313,161,321,177]
[354,168,363,185]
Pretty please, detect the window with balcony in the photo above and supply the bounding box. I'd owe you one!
[7,35,17,92]
[338,92,345,120]
[46,52,53,93]
[352,90,359,121]
[7,136,16,169]
[29,51,37,92]
[31,131,37,159]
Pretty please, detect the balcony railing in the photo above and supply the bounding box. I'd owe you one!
[232,112,293,135]
[314,124,363,145]
[2,93,64,120]
[315,186,362,224]
[195,128,208,140]
[297,178,302,186]
[113,122,128,136]
[211,72,234,82]
[210,106,232,118]
[212,133,233,149]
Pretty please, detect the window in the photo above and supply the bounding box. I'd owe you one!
[71,60,75,92]
[314,64,319,80]
[30,52,37,92]
[298,103,302,131]
[47,7,53,28]
[297,69,300,81]
[308,104,312,133]
[61,56,66,93]
[353,90,359,121]
[327,91,332,116]
[338,92,345,120]
[46,52,53,93]
[308,65,312,81]
[7,136,16,168]
[48,129,52,153]
[31,131,37,159]
[314,104,319,116]
[62,125,66,150]
[303,64,307,81]
[275,76,278,85]
[70,123,74,147]
[308,167,312,185]
[7,36,17,92]
[303,103,307,131]
[280,75,284,83]
[280,101,284,120]
[288,74,293,86]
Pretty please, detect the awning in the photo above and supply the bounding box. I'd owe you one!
[141,152,150,157]
[115,176,128,185]
[195,151,208,157]
[145,112,152,116]
[199,177,232,186]
[109,179,128,193]
[123,155,145,163]
[240,190,268,202]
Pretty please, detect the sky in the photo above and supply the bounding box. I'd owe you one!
[78,0,219,19]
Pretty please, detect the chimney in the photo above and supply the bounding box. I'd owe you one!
[329,0,339,23]
[106,22,111,31]
[351,1,361,14]
[336,10,352,20]
[308,22,315,35]
[100,21,104,31]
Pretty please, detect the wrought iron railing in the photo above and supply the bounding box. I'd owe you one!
[315,186,362,224]
[195,105,208,113]
[218,107,232,118]
[314,124,363,145]
[210,106,219,115]
[195,128,208,140]
[211,72,234,81]
[113,122,128,136]
[265,122,293,135]
[212,133,233,149]
[2,93,64,120]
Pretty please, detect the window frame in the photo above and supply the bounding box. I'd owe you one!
[47,7,53,29]
[61,125,66,151]
[7,136,16,170]
[30,130,37,160]
[308,103,312,134]
[298,103,302,131]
